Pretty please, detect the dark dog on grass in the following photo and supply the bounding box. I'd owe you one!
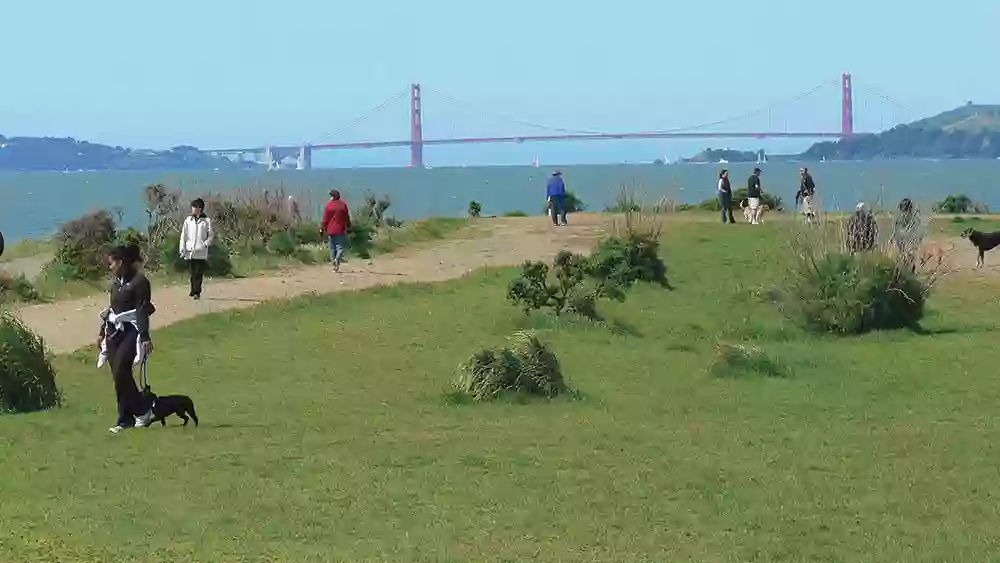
[961,228,1000,268]
[139,387,199,427]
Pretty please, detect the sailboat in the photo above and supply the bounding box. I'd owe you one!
[532,156,540,168]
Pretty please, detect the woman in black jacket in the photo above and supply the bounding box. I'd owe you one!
[97,243,156,434]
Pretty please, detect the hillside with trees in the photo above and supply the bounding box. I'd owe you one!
[0,135,249,171]
[801,103,1000,160]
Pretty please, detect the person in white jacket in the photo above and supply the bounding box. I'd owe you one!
[178,198,213,300]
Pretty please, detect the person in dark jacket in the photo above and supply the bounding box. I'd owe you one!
[546,171,568,226]
[320,189,351,272]
[747,167,763,225]
[97,243,156,434]
[717,169,735,224]
[795,167,817,223]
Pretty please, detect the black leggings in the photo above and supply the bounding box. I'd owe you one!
[106,331,145,427]
[189,258,207,297]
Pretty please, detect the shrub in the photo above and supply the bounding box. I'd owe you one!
[455,331,566,402]
[354,191,393,228]
[698,188,783,212]
[590,208,669,287]
[710,341,789,378]
[934,194,989,214]
[564,191,586,213]
[291,222,325,245]
[508,251,614,318]
[468,200,482,218]
[543,190,586,214]
[0,271,40,303]
[347,222,375,259]
[784,251,926,334]
[0,312,61,413]
[158,234,234,277]
[504,210,528,217]
[53,210,117,280]
[266,231,299,257]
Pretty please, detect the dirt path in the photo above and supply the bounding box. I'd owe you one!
[15,216,612,355]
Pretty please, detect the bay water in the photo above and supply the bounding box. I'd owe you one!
[1,160,998,241]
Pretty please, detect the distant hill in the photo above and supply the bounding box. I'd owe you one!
[684,148,762,163]
[0,135,251,171]
[801,103,1000,160]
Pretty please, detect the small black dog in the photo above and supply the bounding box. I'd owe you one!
[961,228,1000,268]
[140,386,199,427]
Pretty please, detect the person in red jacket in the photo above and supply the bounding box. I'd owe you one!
[320,189,351,272]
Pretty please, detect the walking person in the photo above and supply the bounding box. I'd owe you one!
[179,198,214,300]
[546,171,568,226]
[718,169,735,224]
[97,243,156,434]
[747,167,764,225]
[795,167,817,223]
[321,189,351,272]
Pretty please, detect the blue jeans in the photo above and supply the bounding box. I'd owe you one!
[328,234,347,264]
[549,195,567,225]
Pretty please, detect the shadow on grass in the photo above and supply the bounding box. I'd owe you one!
[513,311,643,337]
[442,387,589,406]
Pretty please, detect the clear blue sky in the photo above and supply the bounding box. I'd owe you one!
[2,0,997,164]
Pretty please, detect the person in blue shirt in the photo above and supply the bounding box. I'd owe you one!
[546,171,568,226]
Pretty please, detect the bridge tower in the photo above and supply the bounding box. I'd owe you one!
[841,72,854,137]
[297,144,313,170]
[410,83,424,168]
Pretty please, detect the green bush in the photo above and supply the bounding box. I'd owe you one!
[455,331,566,402]
[503,210,528,217]
[543,190,586,214]
[0,312,61,413]
[934,194,989,214]
[784,251,925,334]
[0,272,40,304]
[347,223,375,260]
[157,234,234,277]
[589,231,669,289]
[53,210,117,280]
[508,251,615,318]
[698,188,783,212]
[468,200,482,218]
[266,231,298,257]
[291,223,324,245]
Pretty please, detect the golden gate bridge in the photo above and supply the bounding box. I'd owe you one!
[205,73,907,169]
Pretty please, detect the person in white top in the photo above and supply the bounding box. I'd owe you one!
[178,198,214,300]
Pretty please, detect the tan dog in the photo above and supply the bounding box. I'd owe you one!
[740,200,770,223]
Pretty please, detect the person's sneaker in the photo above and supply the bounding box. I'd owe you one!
[193,294,201,300]
[134,409,154,428]
[333,260,341,273]
[109,425,125,434]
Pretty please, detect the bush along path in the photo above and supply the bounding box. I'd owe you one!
[15,215,612,355]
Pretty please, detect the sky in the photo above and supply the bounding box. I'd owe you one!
[1,0,997,166]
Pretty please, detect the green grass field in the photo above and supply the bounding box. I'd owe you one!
[3,220,1000,562]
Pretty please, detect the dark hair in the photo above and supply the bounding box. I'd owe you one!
[898,198,914,213]
[753,167,762,174]
[108,243,143,266]
[191,198,205,210]
[329,189,341,200]
[719,169,728,178]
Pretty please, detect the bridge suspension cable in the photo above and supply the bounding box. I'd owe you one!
[425,87,606,135]
[309,89,408,144]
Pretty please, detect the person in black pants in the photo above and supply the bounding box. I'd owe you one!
[717,169,735,223]
[97,243,156,434]
[179,198,214,300]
